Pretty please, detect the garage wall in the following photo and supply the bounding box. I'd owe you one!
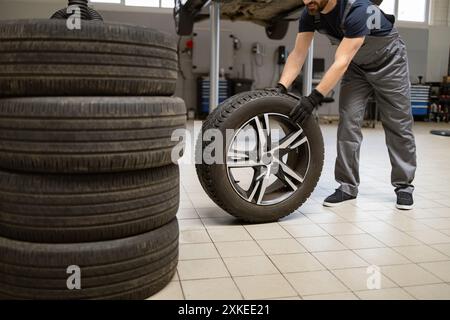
[0,0,448,115]
[95,11,309,114]
[430,0,450,26]
[0,0,61,19]
[87,11,347,116]
[428,0,450,82]
[396,27,429,84]
[426,26,450,82]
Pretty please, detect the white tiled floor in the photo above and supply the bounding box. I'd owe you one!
[149,122,450,300]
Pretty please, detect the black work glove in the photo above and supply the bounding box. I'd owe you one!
[290,89,324,124]
[265,83,288,95]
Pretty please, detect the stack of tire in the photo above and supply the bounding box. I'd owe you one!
[0,18,186,299]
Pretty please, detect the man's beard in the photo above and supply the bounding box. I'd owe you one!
[306,0,328,15]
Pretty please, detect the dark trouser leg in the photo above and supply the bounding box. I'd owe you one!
[335,64,373,197]
[370,47,417,194]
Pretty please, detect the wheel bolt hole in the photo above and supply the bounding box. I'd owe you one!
[262,154,272,165]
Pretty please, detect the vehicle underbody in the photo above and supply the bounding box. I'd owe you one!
[174,0,384,39]
[174,0,305,39]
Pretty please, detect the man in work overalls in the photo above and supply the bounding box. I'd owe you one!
[273,0,417,210]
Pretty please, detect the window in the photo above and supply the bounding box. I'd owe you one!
[125,0,159,6]
[379,0,395,15]
[91,0,121,3]
[398,0,428,23]
[91,0,174,8]
[378,0,429,24]
[161,0,175,8]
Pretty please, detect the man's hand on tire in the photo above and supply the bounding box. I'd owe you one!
[290,89,324,124]
[266,83,288,95]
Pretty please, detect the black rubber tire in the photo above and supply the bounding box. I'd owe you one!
[265,21,290,40]
[0,97,186,173]
[196,90,324,223]
[430,130,450,137]
[0,165,179,243]
[0,219,179,300]
[0,19,178,97]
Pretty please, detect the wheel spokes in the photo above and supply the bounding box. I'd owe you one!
[227,149,262,168]
[274,128,306,152]
[247,180,261,202]
[227,160,262,168]
[253,115,270,161]
[277,160,305,184]
[263,113,271,143]
[246,167,268,203]
[256,175,271,205]
[226,113,310,206]
[229,149,249,159]
[276,171,298,191]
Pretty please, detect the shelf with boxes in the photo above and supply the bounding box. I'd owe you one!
[428,78,450,123]
[411,84,431,117]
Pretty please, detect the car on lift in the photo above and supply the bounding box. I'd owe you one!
[174,0,305,40]
[174,0,384,40]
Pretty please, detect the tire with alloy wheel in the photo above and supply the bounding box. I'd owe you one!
[0,219,179,300]
[0,19,177,97]
[0,96,186,173]
[196,90,324,223]
[0,165,179,243]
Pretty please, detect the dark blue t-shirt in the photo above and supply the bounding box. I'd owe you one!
[299,0,393,40]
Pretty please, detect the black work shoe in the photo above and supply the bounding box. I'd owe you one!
[396,191,414,210]
[323,190,356,207]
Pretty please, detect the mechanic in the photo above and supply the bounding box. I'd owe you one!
[270,0,417,210]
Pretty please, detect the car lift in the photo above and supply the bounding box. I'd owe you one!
[208,1,313,111]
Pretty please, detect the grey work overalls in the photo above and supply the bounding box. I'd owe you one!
[314,0,417,196]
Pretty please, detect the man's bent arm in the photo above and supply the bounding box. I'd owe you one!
[315,36,365,96]
[279,32,314,89]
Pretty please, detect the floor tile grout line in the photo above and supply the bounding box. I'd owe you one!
[174,265,449,283]
[345,246,422,290]
[177,120,450,300]
[351,287,416,300]
[388,244,450,264]
[179,220,450,295]
[403,232,450,246]
[313,229,427,293]
[177,256,450,272]
[413,262,450,284]
[202,223,246,300]
[179,213,235,300]
[350,251,447,289]
[389,282,450,289]
[363,229,429,247]
[274,223,361,298]
[430,244,450,258]
[304,239,379,296]
[254,237,309,254]
[246,224,304,300]
[179,247,450,264]
[177,279,187,300]
[261,295,303,300]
